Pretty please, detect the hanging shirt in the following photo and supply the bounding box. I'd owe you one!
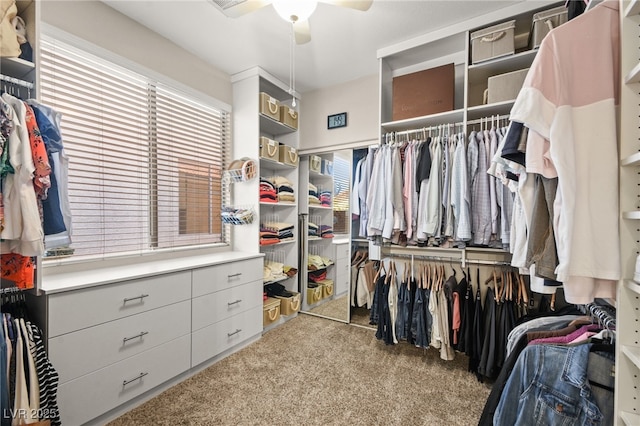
[509,0,620,303]
[451,132,471,242]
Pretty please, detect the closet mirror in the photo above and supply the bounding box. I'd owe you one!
[300,150,352,323]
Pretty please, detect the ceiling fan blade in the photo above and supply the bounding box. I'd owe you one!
[320,0,373,11]
[208,0,271,18]
[293,19,312,45]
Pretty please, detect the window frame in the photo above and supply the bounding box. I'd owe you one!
[38,25,233,267]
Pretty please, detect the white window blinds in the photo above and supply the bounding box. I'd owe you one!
[39,37,229,259]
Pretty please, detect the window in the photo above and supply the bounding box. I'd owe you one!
[332,153,351,235]
[39,37,230,259]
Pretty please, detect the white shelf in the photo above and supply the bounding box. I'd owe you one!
[263,275,291,285]
[622,211,640,220]
[621,411,640,426]
[381,108,465,132]
[468,49,537,83]
[0,57,35,80]
[260,239,296,247]
[621,152,640,167]
[310,169,332,178]
[625,0,640,17]
[308,236,322,241]
[626,279,640,295]
[259,114,297,136]
[467,101,515,120]
[259,157,297,171]
[260,201,296,207]
[625,61,640,84]
[309,205,332,210]
[622,345,640,371]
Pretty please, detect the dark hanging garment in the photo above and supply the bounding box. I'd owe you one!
[375,279,393,345]
[443,274,458,348]
[411,285,428,348]
[406,278,417,344]
[469,270,484,376]
[566,0,586,20]
[496,293,517,372]
[395,279,409,341]
[369,274,385,325]
[478,287,497,381]
[415,137,432,190]
[454,277,468,352]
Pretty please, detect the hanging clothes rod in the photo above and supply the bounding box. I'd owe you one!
[581,302,616,330]
[0,73,34,89]
[466,114,511,126]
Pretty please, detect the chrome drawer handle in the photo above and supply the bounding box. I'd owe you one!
[227,299,242,306]
[123,294,149,304]
[123,372,148,387]
[227,329,242,337]
[123,331,149,344]
[227,273,242,279]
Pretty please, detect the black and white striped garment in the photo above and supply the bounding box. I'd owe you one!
[25,322,61,426]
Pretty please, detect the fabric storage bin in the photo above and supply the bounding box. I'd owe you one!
[470,20,516,64]
[276,292,300,316]
[531,6,567,49]
[278,144,298,166]
[309,155,322,173]
[321,159,333,176]
[260,137,279,161]
[487,68,529,104]
[306,286,322,305]
[279,105,299,129]
[259,92,280,120]
[263,297,281,326]
[320,280,334,298]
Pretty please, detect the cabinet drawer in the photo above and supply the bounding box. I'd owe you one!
[49,300,191,384]
[192,258,262,297]
[48,271,191,337]
[335,271,349,296]
[335,260,350,277]
[334,243,350,260]
[192,280,262,331]
[57,334,190,426]
[191,306,262,367]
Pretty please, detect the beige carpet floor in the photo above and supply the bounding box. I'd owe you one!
[107,314,491,426]
[308,294,350,322]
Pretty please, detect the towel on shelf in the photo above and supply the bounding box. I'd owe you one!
[320,224,334,238]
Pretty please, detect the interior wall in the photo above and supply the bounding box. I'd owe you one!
[40,1,232,105]
[299,74,378,152]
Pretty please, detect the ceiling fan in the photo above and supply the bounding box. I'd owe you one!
[208,0,373,44]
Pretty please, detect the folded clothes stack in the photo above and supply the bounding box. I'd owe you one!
[262,221,295,242]
[308,222,319,237]
[308,183,320,205]
[259,227,279,246]
[319,190,332,207]
[320,224,334,239]
[260,178,277,203]
[268,176,295,203]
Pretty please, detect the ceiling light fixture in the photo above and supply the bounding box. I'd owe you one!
[272,0,318,23]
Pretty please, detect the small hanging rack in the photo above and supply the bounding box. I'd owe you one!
[0,73,33,99]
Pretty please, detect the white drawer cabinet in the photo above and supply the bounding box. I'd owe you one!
[49,300,191,383]
[48,271,191,337]
[192,258,262,297]
[57,334,191,426]
[192,281,262,332]
[191,306,262,367]
[334,242,350,296]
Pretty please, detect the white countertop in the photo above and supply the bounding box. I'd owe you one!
[40,251,263,294]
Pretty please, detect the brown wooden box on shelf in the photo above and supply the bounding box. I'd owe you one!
[392,63,454,121]
[279,105,299,129]
[259,92,281,120]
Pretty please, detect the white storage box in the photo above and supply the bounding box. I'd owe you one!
[309,155,322,173]
[531,6,568,49]
[470,20,516,64]
[321,159,333,176]
[259,136,279,161]
[487,68,529,104]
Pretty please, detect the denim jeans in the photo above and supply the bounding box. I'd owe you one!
[495,343,605,426]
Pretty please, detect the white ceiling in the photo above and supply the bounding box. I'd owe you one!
[102,0,525,93]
